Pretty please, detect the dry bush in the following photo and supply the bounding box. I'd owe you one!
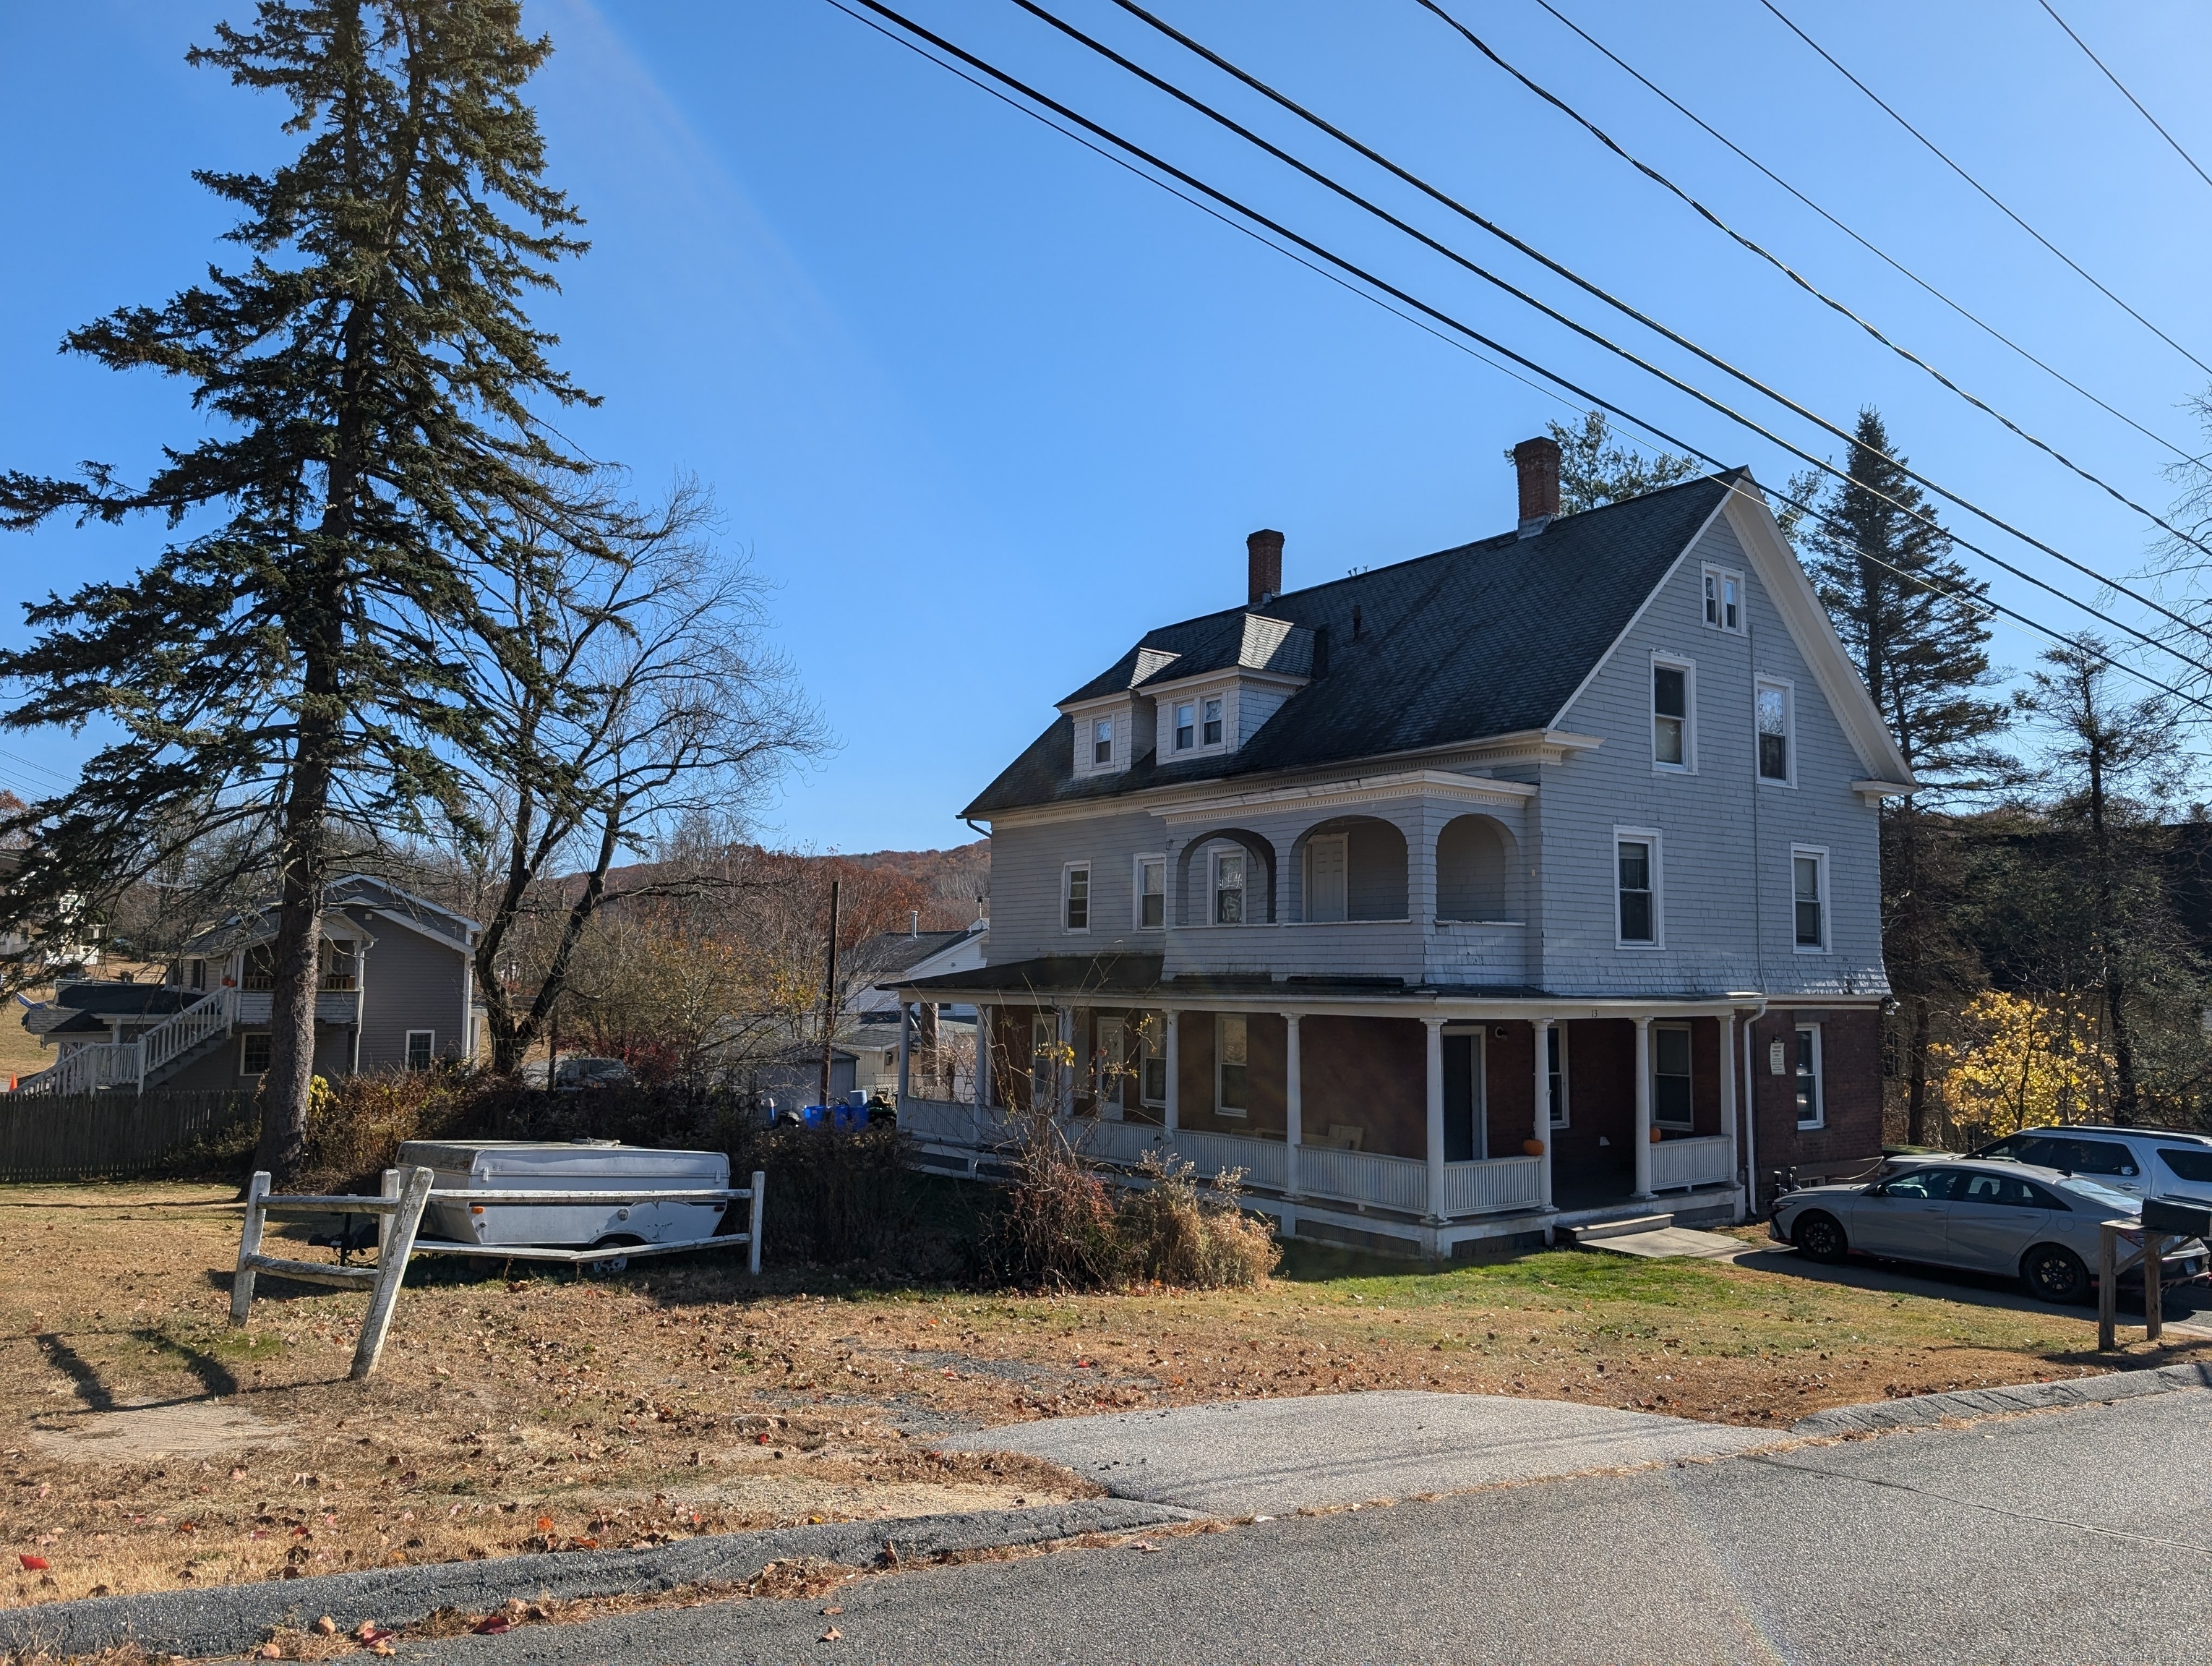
[985,1114,1123,1291]
[1118,1152,1280,1289]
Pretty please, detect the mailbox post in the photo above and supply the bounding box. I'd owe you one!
[2101,1197,2212,1351]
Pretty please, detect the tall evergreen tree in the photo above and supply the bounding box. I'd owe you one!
[0,1,597,1182]
[1504,411,1702,514]
[1796,409,2010,1143]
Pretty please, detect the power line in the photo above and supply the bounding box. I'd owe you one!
[2035,0,2212,195]
[1016,0,2212,662]
[1755,0,2212,380]
[818,0,2212,718]
[1409,0,2212,565]
[1529,0,2200,469]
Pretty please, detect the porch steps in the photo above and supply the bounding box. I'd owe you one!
[1566,1213,1676,1244]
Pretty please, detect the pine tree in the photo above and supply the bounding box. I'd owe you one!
[0,1,597,1181]
[1796,409,2010,1144]
[1504,411,1702,514]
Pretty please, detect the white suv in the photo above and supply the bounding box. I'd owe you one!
[1973,1125,2212,1205]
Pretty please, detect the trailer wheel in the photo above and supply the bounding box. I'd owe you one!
[584,1234,645,1277]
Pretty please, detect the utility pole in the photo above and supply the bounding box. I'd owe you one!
[818,877,841,1108]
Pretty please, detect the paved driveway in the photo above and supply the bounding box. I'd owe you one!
[1735,1241,2212,1330]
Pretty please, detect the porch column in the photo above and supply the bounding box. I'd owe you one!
[1423,1016,1447,1224]
[1163,1009,1180,1134]
[896,1001,912,1101]
[1057,1005,1076,1116]
[1632,1015,1654,1199]
[1719,1011,1740,1208]
[1532,1017,1554,1212]
[973,1006,990,1113]
[1283,1012,1304,1200]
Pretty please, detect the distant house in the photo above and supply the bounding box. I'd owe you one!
[0,848,104,974]
[891,443,1913,1257]
[14,875,484,1095]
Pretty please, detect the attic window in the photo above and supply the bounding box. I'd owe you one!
[1174,702,1196,751]
[1202,697,1224,746]
[1092,716,1113,767]
[1703,565,1743,633]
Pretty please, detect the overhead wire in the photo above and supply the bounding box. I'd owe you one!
[2033,0,2212,196]
[1754,0,2212,380]
[1011,0,2212,659]
[817,0,2212,717]
[1527,0,2200,469]
[1407,0,2212,565]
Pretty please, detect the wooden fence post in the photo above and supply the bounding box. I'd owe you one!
[2145,1232,2164,1344]
[231,1171,270,1327]
[747,1171,766,1276]
[376,1168,399,1263]
[350,1166,434,1382]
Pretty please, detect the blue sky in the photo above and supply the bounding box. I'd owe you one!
[3,0,2208,849]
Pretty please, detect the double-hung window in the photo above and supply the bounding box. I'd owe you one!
[1173,702,1196,751]
[1135,1012,1167,1106]
[1652,1023,1692,1129]
[1652,659,1691,770]
[1202,696,1224,746]
[1546,1025,1570,1127]
[405,1030,435,1072]
[1091,716,1114,766]
[1792,848,1827,951]
[1756,679,1793,785]
[1135,855,1166,929]
[1213,850,1247,924]
[1616,832,1659,946]
[1794,1025,1824,1128]
[1703,565,1742,632]
[240,1032,273,1077]
[1063,863,1091,933]
[1217,1014,1248,1116]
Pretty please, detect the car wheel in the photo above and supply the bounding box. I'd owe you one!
[2023,1243,2091,1305]
[1793,1211,1848,1263]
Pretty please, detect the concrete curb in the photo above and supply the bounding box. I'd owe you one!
[1791,1359,2212,1437]
[0,1499,1194,1660]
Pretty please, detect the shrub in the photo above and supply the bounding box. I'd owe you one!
[984,1115,1123,1291]
[1118,1152,1280,1289]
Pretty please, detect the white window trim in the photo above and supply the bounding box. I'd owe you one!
[1613,825,1664,950]
[1755,674,1797,788]
[1209,845,1252,926]
[1165,685,1234,758]
[1133,853,1167,932]
[1062,861,1092,935]
[1795,1022,1825,1129]
[1702,564,1744,633]
[405,1028,435,1071]
[240,1032,272,1078]
[1650,652,1697,774]
[1215,1012,1248,1118]
[1547,1023,1570,1129]
[1652,1020,1694,1129]
[1090,714,1115,770]
[1790,843,1830,954]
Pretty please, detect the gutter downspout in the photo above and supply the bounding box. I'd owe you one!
[1742,995,1768,1218]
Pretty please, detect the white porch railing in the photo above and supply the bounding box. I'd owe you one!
[1296,1144,1430,1213]
[137,988,238,1087]
[895,1098,1548,1220]
[1650,1134,1735,1192]
[20,1041,142,1095]
[1440,1153,1545,1216]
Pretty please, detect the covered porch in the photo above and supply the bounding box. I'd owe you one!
[889,981,1750,1259]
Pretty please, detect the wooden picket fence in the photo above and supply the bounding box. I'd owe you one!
[0,1090,255,1183]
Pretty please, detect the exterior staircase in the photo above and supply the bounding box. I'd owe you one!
[16,988,238,1095]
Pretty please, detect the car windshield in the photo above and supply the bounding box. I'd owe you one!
[2053,1176,2138,1214]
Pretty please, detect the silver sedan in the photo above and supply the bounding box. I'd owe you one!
[1770,1160,2209,1304]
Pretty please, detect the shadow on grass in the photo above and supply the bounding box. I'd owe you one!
[131,1327,241,1398]
[33,1332,118,1411]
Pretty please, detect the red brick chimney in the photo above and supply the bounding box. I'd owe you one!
[1248,528,1284,607]
[1513,437,1561,537]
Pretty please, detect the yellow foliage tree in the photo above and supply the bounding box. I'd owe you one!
[1927,991,2112,1138]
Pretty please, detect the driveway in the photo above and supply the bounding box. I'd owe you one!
[1735,1240,2212,1331]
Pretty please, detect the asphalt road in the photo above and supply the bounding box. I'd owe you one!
[387,1386,2212,1665]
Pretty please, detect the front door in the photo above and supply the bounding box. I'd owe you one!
[1306,834,1347,923]
[1848,1166,1955,1260]
[1442,1030,1484,1162]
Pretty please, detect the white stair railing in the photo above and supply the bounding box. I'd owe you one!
[136,987,239,1090]
[20,1041,141,1095]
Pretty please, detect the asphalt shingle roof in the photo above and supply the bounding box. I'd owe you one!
[969,472,1739,817]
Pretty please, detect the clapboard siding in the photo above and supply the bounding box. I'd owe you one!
[1541,511,1885,998]
[987,810,1169,962]
[358,913,471,1069]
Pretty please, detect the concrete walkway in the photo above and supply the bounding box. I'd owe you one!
[1585,1224,1750,1260]
[943,1391,1775,1516]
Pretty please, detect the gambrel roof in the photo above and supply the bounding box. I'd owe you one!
[966,471,1910,819]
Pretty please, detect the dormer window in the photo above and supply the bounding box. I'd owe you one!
[1092,716,1113,766]
[1174,702,1196,751]
[1202,697,1224,746]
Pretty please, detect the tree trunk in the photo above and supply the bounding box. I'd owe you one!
[2084,743,2141,1122]
[254,665,338,1183]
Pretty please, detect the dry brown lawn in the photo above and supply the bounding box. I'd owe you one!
[2,1181,2203,1614]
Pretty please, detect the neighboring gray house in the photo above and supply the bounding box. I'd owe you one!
[892,441,1914,1257]
[15,875,484,1094]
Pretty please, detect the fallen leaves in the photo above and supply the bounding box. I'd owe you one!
[819,1625,843,1642]
[472,1615,511,1636]
[18,1555,51,1572]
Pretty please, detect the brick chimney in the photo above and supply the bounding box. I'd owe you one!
[1513,436,1561,538]
[1247,528,1285,607]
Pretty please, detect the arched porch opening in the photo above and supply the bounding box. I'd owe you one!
[1435,813,1522,923]
[1291,815,1410,921]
